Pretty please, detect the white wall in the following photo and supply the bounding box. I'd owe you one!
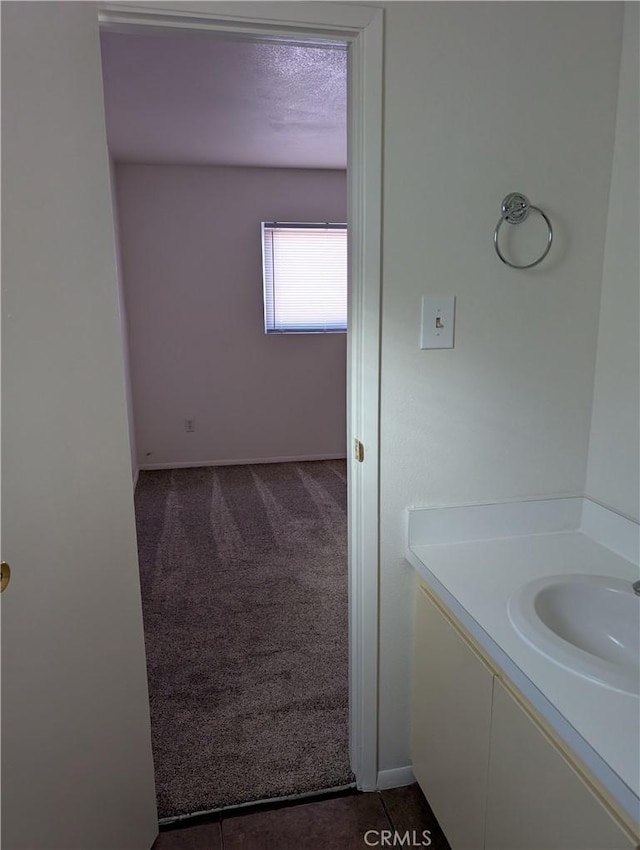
[586,2,640,522]
[378,2,624,771]
[114,164,347,468]
[109,158,138,484]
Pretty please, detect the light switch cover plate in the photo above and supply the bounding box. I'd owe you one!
[420,296,455,349]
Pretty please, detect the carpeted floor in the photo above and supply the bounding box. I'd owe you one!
[134,460,353,819]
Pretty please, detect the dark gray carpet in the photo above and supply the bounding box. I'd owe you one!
[134,460,353,818]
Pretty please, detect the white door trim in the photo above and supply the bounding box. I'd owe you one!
[97,1,383,793]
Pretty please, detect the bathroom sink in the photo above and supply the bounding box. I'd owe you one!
[508,574,640,696]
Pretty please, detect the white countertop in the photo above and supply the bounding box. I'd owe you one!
[406,498,640,825]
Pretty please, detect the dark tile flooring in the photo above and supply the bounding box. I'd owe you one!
[152,784,451,850]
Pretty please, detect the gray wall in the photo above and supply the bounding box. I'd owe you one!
[115,164,347,468]
[586,2,640,521]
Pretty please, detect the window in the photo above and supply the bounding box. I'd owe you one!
[262,222,347,333]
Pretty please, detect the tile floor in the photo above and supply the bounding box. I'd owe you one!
[152,784,450,850]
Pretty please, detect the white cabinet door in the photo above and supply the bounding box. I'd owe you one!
[486,679,638,850]
[2,4,157,848]
[412,585,495,850]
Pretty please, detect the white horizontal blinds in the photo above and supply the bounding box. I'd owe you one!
[262,224,347,333]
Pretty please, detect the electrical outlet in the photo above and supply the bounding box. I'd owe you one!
[185,419,196,432]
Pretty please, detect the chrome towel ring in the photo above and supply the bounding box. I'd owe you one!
[494,192,553,269]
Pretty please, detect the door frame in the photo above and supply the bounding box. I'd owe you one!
[97,1,383,792]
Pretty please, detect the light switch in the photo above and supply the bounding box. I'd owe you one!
[420,296,455,349]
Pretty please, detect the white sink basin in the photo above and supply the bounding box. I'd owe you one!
[508,574,640,696]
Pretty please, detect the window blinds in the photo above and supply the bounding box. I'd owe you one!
[262,223,348,333]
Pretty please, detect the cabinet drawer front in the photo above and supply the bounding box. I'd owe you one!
[486,679,638,850]
[412,586,494,850]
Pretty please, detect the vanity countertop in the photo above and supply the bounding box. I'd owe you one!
[406,498,640,825]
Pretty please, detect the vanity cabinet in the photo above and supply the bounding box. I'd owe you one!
[412,583,639,850]
[486,678,636,850]
[412,584,494,850]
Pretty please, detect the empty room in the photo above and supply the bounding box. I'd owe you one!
[100,29,352,819]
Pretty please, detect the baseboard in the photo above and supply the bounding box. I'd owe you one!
[139,454,347,471]
[376,766,415,790]
[132,467,139,489]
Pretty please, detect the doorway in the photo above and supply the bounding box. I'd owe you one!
[100,29,352,818]
[97,0,383,819]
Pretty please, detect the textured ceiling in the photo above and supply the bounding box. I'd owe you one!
[99,32,347,169]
